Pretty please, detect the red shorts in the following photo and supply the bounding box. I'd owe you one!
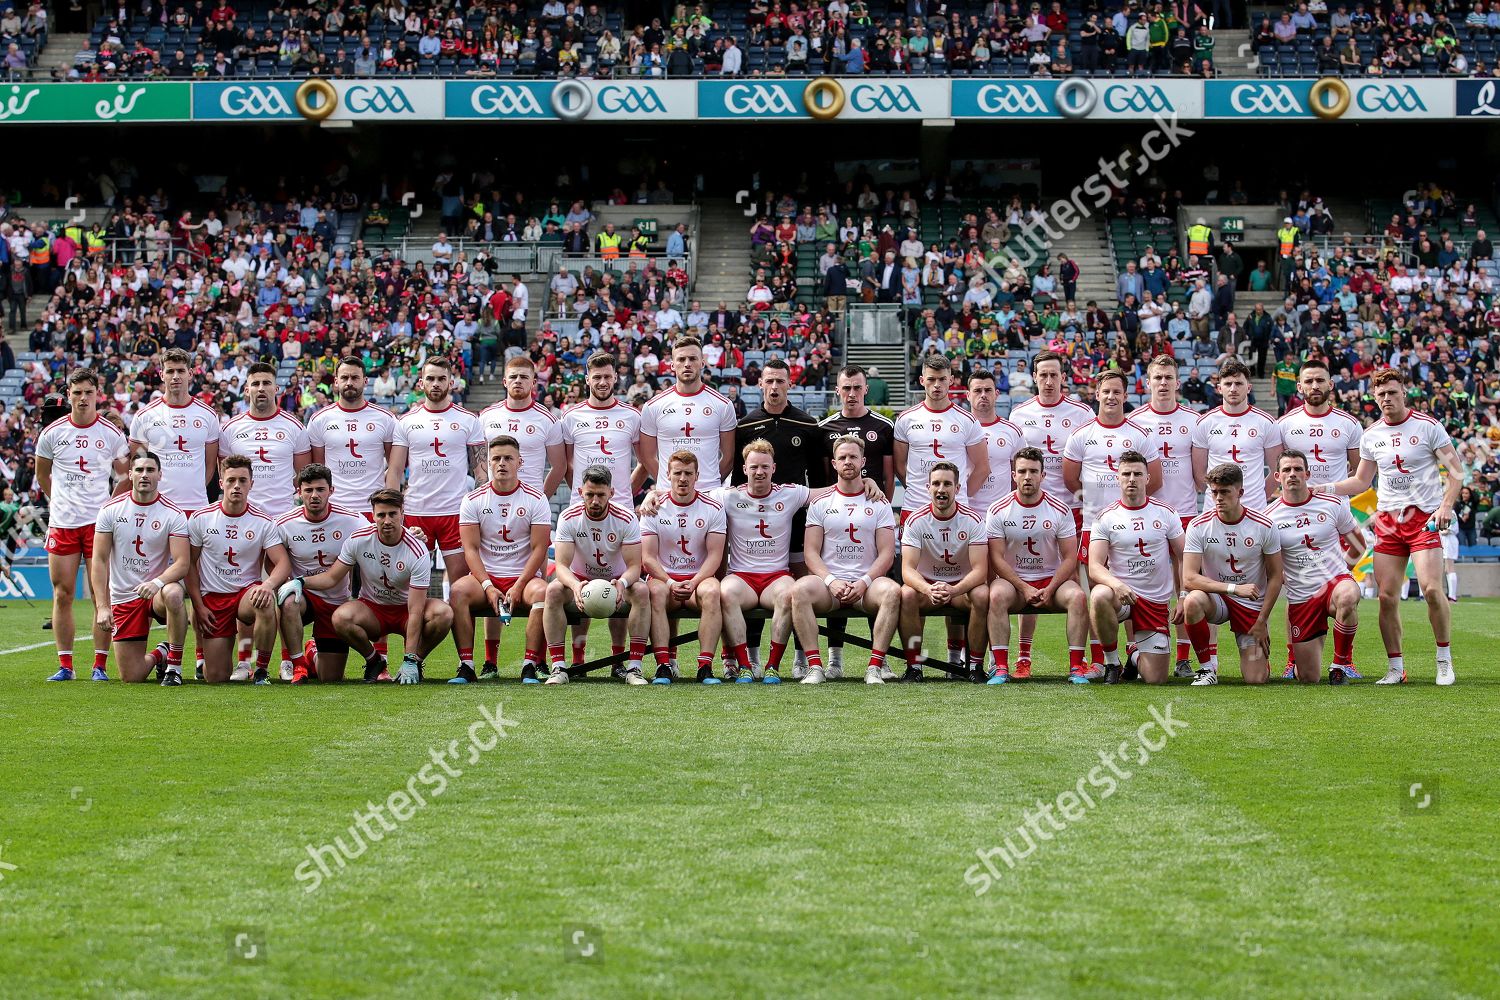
[668,572,696,582]
[1288,574,1353,644]
[198,584,255,639]
[731,570,791,598]
[304,592,344,643]
[1181,516,1194,533]
[1206,593,1260,635]
[1372,506,1441,558]
[1022,577,1054,591]
[1077,529,1091,566]
[405,513,462,555]
[112,596,166,643]
[357,597,410,638]
[45,524,95,558]
[1120,595,1170,636]
[1073,508,1084,534]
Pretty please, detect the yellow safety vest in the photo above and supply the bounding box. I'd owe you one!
[597,232,621,259]
[1277,226,1299,257]
[65,225,85,245]
[85,232,106,254]
[1187,224,1211,257]
[29,237,50,265]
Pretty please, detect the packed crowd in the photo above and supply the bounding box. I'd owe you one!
[1252,0,1500,77]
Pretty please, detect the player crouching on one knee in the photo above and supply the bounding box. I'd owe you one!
[898,463,990,682]
[790,435,901,685]
[641,450,727,685]
[543,464,651,685]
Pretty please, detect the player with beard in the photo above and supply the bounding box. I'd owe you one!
[1191,359,1282,512]
[898,463,990,682]
[641,451,727,685]
[307,356,397,511]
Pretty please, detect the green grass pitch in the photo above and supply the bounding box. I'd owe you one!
[1,597,1497,998]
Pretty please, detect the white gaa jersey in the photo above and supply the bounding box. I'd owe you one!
[458,482,553,579]
[1267,492,1357,603]
[902,503,986,583]
[480,400,564,493]
[188,502,280,594]
[985,490,1076,583]
[36,415,127,528]
[1009,395,1095,508]
[218,410,311,518]
[806,484,896,580]
[970,417,1024,511]
[1277,405,1363,492]
[128,397,220,510]
[94,494,189,604]
[642,490,727,578]
[1184,508,1281,612]
[556,502,642,580]
[640,384,738,490]
[894,402,985,509]
[1358,411,1454,513]
[338,525,431,606]
[562,399,641,503]
[1191,405,1282,511]
[306,402,396,508]
[394,403,485,516]
[274,503,369,602]
[713,483,810,574]
[1127,403,1198,517]
[1062,416,1161,525]
[1091,498,1184,605]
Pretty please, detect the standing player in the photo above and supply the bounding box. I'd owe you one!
[1180,464,1285,686]
[543,465,651,685]
[185,456,291,683]
[984,448,1089,684]
[288,488,454,685]
[1330,368,1463,685]
[1191,359,1282,512]
[1062,369,1161,676]
[1267,451,1363,684]
[387,357,486,590]
[274,465,370,683]
[219,362,311,518]
[1128,355,1201,677]
[790,436,902,685]
[966,368,1023,513]
[448,436,553,684]
[90,452,191,684]
[1086,451,1185,685]
[36,369,127,681]
[898,463,990,683]
[1008,350,1094,678]
[641,450,727,685]
[639,335,737,491]
[307,356,396,509]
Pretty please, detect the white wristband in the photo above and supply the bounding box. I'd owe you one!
[859,574,872,587]
[1227,583,1237,596]
[1178,590,1189,599]
[824,575,838,588]
[482,579,496,591]
[151,577,166,590]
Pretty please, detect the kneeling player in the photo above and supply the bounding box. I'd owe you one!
[1180,464,1284,686]
[185,456,292,683]
[791,435,901,685]
[641,451,727,684]
[1086,451,1185,685]
[274,465,369,682]
[899,463,990,682]
[544,465,650,685]
[985,447,1089,684]
[1269,450,1363,684]
[449,436,552,683]
[289,488,453,685]
[91,452,191,684]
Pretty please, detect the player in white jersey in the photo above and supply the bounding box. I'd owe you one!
[1086,451,1186,685]
[1330,368,1463,685]
[482,356,566,496]
[388,356,486,585]
[307,356,396,508]
[289,488,453,686]
[893,355,988,516]
[185,456,291,683]
[639,336,737,491]
[274,464,371,683]
[1181,463,1284,686]
[36,369,128,681]
[1190,358,1282,512]
[899,463,990,682]
[641,450,727,685]
[219,362,311,518]
[1267,451,1363,684]
[789,435,901,685]
[1007,349,1094,676]
[127,348,219,514]
[985,448,1088,684]
[966,368,1024,517]
[90,451,190,684]
[448,436,552,685]
[543,465,650,685]
[1128,355,1204,677]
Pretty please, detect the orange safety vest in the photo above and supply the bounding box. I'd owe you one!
[597,232,621,259]
[1276,226,1299,257]
[1186,224,1211,257]
[29,238,50,265]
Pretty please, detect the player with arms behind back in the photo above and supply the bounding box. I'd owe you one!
[1191,359,1283,512]
[307,356,397,511]
[641,450,727,685]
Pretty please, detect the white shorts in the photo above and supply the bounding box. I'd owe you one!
[1441,532,1458,561]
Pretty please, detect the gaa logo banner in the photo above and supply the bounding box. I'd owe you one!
[842,81,939,118]
[698,80,807,119]
[329,81,440,120]
[951,80,1057,118]
[193,82,301,120]
[446,81,555,119]
[1206,79,1450,119]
